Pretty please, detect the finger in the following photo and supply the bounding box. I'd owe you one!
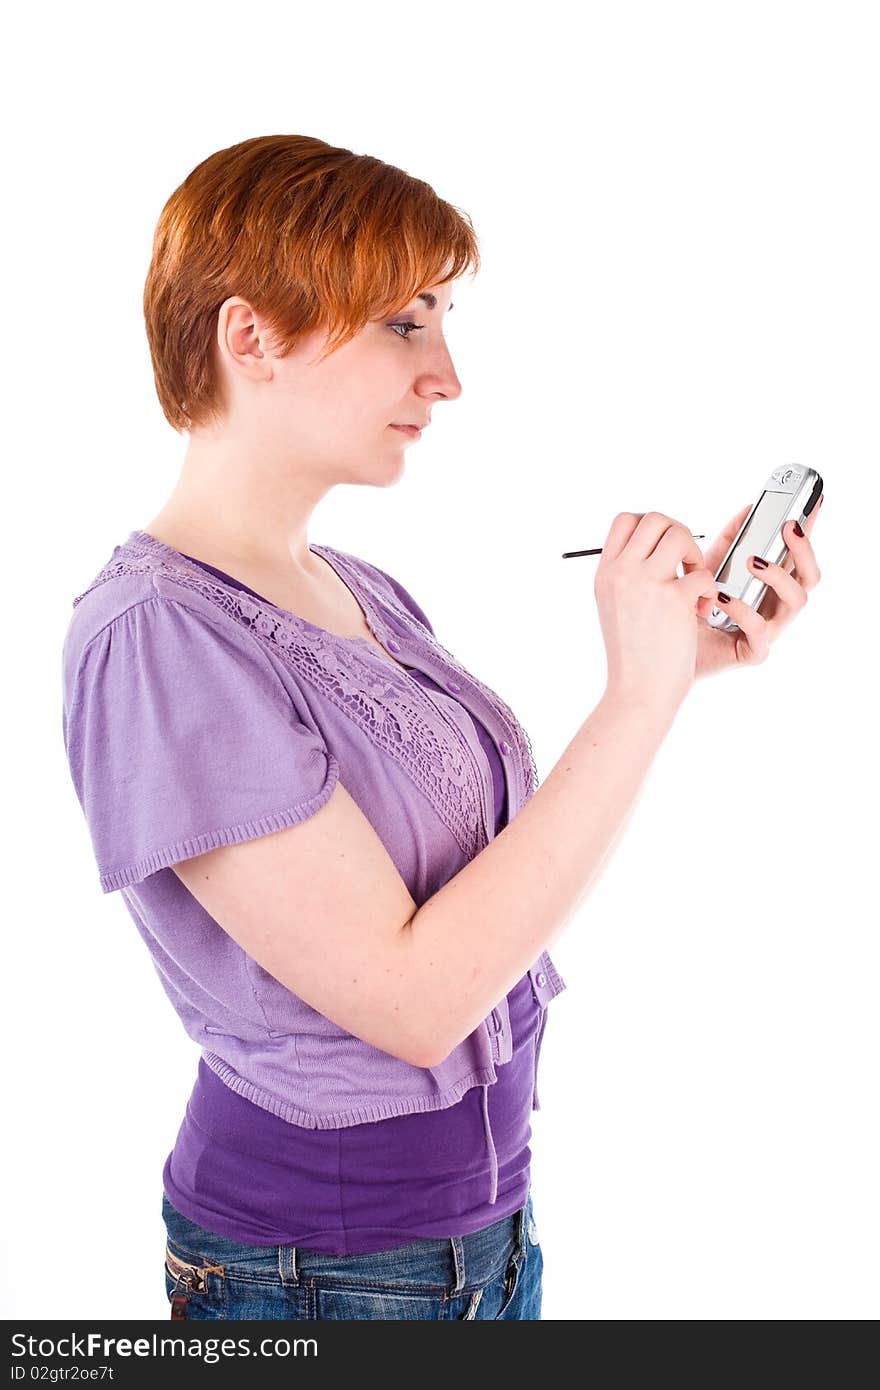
[598,512,644,566]
[633,513,705,570]
[773,517,822,589]
[702,502,753,575]
[781,494,823,569]
[713,591,771,664]
[746,550,812,617]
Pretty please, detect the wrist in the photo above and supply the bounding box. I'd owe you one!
[600,683,684,729]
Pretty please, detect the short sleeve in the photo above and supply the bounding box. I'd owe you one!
[63,596,340,894]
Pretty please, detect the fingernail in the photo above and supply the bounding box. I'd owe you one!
[717,592,731,603]
[751,555,769,569]
[818,494,824,508]
[793,520,804,537]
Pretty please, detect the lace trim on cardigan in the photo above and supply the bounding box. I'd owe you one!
[74,535,538,860]
[329,548,540,805]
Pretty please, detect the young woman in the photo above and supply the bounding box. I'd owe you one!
[61,134,822,1321]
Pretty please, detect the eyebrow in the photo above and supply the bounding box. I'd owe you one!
[417,292,454,311]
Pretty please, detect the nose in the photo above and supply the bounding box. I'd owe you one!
[418,339,462,404]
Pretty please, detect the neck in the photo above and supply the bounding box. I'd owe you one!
[143,447,330,583]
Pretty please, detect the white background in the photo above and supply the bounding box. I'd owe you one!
[4,0,877,1320]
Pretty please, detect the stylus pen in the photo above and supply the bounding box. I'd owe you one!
[562,534,705,558]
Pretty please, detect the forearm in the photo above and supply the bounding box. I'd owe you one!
[399,690,680,1065]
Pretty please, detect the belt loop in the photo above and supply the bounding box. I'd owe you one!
[450,1235,466,1295]
[279,1243,300,1286]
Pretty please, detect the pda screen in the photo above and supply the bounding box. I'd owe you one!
[716,490,790,588]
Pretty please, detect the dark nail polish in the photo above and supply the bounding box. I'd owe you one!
[717,592,731,603]
[751,556,769,569]
[793,520,804,537]
[818,494,824,507]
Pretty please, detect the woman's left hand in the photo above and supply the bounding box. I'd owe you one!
[695,495,824,679]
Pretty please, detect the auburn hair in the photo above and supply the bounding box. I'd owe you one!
[142,135,481,433]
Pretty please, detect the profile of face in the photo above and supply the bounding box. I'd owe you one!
[209,281,462,485]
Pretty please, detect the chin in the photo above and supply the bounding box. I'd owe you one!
[381,446,409,483]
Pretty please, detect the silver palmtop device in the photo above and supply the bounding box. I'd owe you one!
[706,463,824,633]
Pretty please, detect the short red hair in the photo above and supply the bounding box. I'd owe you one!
[143,134,481,433]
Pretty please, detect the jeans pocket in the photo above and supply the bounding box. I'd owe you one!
[164,1240,229,1319]
[311,1280,447,1320]
[492,1247,524,1319]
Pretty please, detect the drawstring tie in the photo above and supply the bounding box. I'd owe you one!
[480,1083,498,1205]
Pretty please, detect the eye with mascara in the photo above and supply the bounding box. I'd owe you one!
[389,321,426,339]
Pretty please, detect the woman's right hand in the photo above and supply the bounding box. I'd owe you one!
[594,511,720,716]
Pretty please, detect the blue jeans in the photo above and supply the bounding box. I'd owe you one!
[163,1189,543,1320]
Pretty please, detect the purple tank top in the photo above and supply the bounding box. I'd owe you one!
[161,553,540,1254]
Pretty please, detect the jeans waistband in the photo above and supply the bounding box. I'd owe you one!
[162,1191,530,1296]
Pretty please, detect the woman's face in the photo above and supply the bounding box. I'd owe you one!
[215,279,462,484]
